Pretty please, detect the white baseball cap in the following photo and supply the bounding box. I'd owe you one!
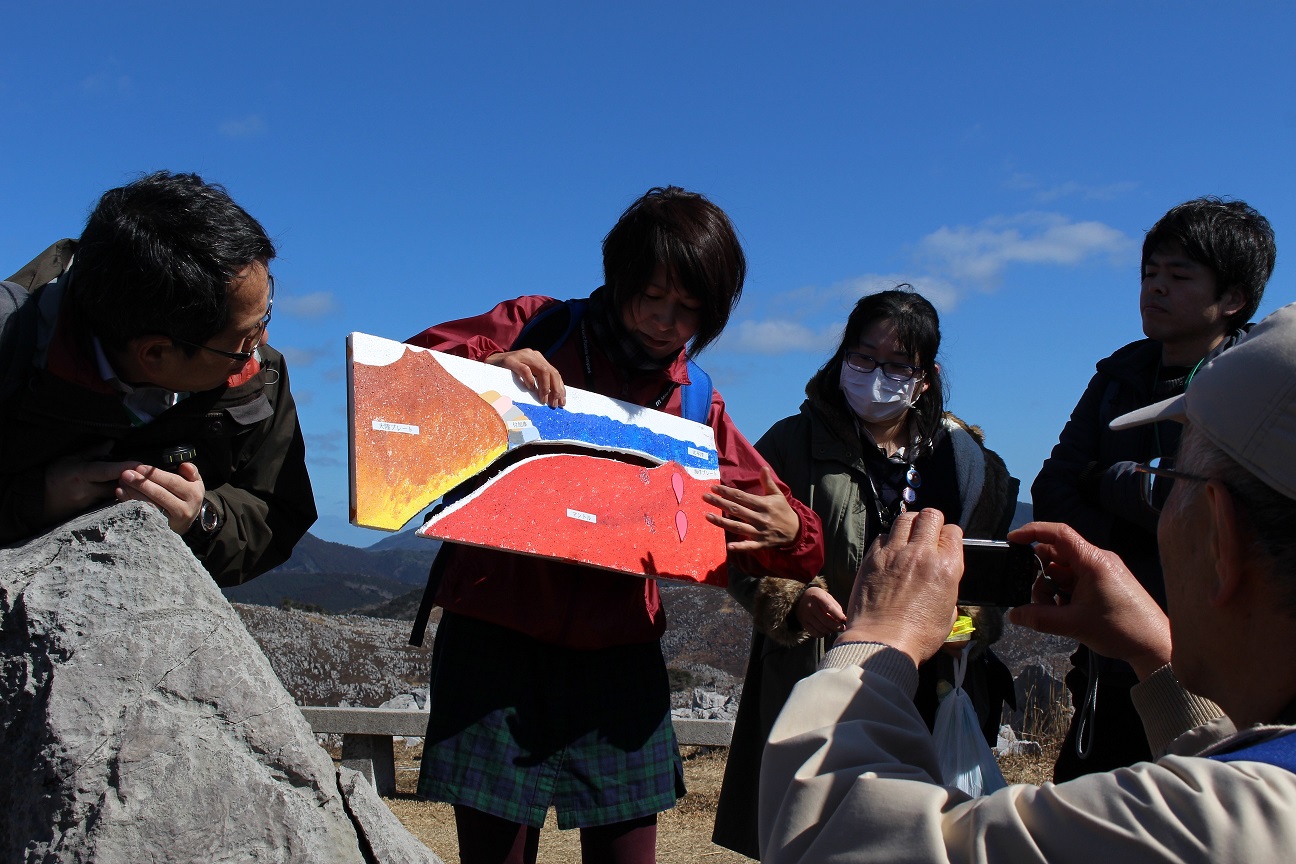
[1109,302,1296,501]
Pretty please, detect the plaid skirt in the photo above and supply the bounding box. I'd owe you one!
[417,611,686,829]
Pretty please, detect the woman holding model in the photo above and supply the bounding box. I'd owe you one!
[406,186,824,864]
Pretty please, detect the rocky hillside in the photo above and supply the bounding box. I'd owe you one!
[233,578,754,709]
[234,604,434,707]
[231,509,1075,711]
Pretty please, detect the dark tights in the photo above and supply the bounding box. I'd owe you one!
[454,806,657,864]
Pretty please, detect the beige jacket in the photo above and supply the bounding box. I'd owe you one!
[759,643,1296,864]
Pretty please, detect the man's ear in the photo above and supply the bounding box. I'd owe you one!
[1218,285,1246,320]
[126,335,177,380]
[1205,480,1246,606]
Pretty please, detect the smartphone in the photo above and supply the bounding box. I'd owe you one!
[958,539,1040,607]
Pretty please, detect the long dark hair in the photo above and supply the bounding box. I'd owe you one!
[601,186,745,357]
[810,286,947,444]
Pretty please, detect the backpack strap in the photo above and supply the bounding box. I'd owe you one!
[512,298,588,356]
[1209,731,1296,772]
[408,540,450,647]
[7,239,78,291]
[681,359,712,425]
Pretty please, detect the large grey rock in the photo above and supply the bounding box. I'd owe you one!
[338,768,437,864]
[670,687,738,721]
[0,502,441,863]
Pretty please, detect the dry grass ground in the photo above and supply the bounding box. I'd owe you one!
[381,743,749,863]
[362,730,1064,863]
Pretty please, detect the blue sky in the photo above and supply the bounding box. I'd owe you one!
[4,3,1293,546]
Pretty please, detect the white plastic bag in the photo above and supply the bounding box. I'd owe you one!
[931,644,1007,797]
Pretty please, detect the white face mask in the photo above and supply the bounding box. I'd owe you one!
[840,362,920,423]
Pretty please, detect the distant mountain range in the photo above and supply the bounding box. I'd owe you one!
[1010,500,1032,532]
[221,530,440,613]
[225,501,1036,616]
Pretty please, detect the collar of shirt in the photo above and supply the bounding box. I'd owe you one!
[93,336,190,426]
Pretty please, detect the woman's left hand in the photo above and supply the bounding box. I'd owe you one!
[704,466,801,552]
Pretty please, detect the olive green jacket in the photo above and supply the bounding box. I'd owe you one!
[729,399,1017,648]
[713,389,1018,859]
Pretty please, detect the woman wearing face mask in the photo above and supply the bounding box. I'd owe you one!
[711,287,1019,860]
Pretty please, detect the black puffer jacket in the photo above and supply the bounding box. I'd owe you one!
[1032,332,1242,605]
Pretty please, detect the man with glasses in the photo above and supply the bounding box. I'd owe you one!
[1032,197,1275,779]
[0,172,315,585]
[759,301,1296,863]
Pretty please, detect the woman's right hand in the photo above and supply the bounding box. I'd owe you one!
[484,349,567,408]
[795,585,847,637]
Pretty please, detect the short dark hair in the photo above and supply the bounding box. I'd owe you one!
[601,186,745,357]
[1142,198,1276,328]
[810,286,947,444]
[69,171,275,350]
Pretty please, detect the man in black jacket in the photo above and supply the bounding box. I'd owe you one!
[0,172,316,585]
[1033,197,1275,779]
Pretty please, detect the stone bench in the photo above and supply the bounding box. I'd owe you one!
[300,706,734,796]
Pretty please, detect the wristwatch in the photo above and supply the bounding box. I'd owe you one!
[191,498,222,537]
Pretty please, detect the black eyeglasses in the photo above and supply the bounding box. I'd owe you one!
[845,352,924,382]
[1134,457,1209,511]
[171,277,274,364]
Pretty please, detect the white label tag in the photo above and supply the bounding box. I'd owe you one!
[687,447,709,460]
[566,508,597,524]
[372,420,419,435]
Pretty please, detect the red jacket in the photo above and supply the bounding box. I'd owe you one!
[407,295,823,648]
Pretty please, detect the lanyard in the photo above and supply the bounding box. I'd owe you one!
[864,447,921,533]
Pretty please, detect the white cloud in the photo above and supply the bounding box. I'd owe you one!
[722,274,964,356]
[305,430,344,467]
[279,344,334,368]
[278,291,337,318]
[219,114,266,139]
[80,72,131,94]
[917,213,1132,285]
[824,273,962,312]
[306,430,344,452]
[721,319,842,355]
[719,213,1129,357]
[1007,173,1138,203]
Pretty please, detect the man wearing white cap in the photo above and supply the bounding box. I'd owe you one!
[758,303,1296,863]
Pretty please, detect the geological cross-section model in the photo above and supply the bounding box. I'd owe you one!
[416,456,726,585]
[348,335,509,531]
[347,332,726,585]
